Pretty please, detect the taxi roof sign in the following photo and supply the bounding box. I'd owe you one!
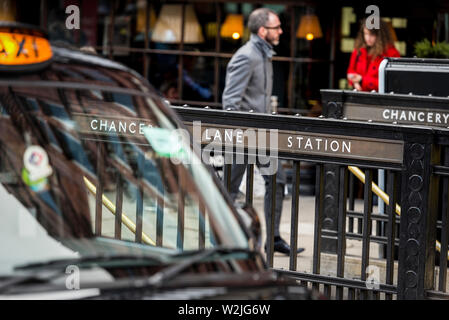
[0,22,52,71]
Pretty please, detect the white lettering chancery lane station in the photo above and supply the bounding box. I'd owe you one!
[89,118,152,135]
[69,114,405,165]
[343,102,449,127]
[286,136,351,153]
[204,128,351,153]
[382,109,449,124]
[72,113,154,137]
[187,122,404,164]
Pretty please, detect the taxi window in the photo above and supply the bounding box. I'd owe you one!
[0,85,93,238]
[0,81,250,253]
[69,87,217,250]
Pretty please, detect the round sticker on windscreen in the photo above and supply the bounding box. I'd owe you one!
[23,145,53,182]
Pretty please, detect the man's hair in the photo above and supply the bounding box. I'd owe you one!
[248,8,278,34]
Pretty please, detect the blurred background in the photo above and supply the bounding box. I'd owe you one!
[3,0,449,115]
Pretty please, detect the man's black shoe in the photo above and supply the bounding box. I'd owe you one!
[265,238,305,256]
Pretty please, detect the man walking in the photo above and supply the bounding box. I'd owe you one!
[222,8,304,255]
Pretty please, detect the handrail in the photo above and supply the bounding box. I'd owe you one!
[348,166,448,260]
[348,166,401,215]
[83,176,156,246]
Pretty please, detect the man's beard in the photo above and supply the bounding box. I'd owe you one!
[267,36,279,46]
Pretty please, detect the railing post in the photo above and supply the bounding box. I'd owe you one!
[322,164,340,253]
[321,97,344,254]
[397,137,439,299]
[336,166,348,299]
[312,163,324,292]
[439,146,449,292]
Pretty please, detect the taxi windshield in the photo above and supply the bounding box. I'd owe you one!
[0,73,249,276]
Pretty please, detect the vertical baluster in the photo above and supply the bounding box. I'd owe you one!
[198,199,206,250]
[135,153,144,244]
[223,164,232,192]
[395,222,400,254]
[355,288,361,300]
[378,169,386,260]
[290,161,301,271]
[245,163,254,206]
[208,207,216,247]
[114,173,123,240]
[357,172,363,235]
[95,143,103,236]
[324,284,331,299]
[156,187,164,247]
[313,163,324,277]
[348,288,355,300]
[335,286,348,300]
[361,169,373,299]
[311,283,320,294]
[267,174,276,268]
[336,166,348,300]
[177,165,185,250]
[135,185,143,244]
[348,172,355,233]
[386,170,398,300]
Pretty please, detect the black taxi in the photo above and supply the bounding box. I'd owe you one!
[0,22,317,300]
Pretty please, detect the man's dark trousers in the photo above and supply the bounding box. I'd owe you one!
[228,159,286,238]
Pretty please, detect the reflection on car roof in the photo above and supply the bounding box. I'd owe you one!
[51,46,133,74]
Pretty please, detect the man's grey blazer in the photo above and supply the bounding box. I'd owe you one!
[222,34,275,114]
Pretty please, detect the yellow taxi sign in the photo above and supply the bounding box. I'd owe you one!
[0,32,52,66]
[0,22,52,70]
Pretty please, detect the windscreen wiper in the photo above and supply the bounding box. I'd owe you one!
[14,254,165,271]
[146,246,260,288]
[0,271,65,294]
[2,248,258,294]
[0,254,166,294]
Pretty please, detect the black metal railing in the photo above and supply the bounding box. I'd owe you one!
[321,89,449,299]
[84,147,213,251]
[173,105,439,300]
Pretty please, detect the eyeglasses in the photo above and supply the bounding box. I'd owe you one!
[263,25,282,30]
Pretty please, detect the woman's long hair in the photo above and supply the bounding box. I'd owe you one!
[354,18,395,58]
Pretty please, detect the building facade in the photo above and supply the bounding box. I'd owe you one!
[3,0,449,113]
